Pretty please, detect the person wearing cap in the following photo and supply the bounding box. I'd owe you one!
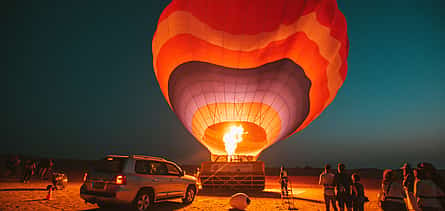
[401,163,415,193]
[379,169,407,211]
[319,164,337,211]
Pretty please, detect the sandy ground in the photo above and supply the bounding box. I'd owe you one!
[0,176,382,211]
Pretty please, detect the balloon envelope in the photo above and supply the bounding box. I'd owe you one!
[152,0,349,158]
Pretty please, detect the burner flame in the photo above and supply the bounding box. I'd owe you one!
[223,125,247,161]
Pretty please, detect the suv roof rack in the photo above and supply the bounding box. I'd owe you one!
[105,154,168,162]
[130,155,167,161]
[106,155,130,158]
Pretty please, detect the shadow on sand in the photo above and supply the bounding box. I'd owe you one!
[198,189,282,198]
[81,190,322,210]
[0,188,46,192]
[81,201,190,211]
[292,197,323,204]
[198,189,323,204]
[21,198,48,202]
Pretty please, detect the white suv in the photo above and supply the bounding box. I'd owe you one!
[80,155,198,210]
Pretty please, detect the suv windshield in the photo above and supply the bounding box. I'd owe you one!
[94,157,126,173]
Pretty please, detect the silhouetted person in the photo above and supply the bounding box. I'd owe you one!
[335,163,352,211]
[280,166,289,196]
[48,159,54,175]
[34,160,40,176]
[401,163,414,193]
[5,156,15,177]
[419,163,445,194]
[195,168,201,185]
[414,165,445,210]
[380,169,407,211]
[351,173,367,211]
[195,168,200,178]
[23,160,34,183]
[9,155,21,178]
[32,160,37,176]
[149,163,158,175]
[319,164,337,211]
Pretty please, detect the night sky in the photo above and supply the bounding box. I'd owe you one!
[4,0,444,168]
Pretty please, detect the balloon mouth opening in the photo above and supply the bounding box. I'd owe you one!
[203,121,267,158]
[223,125,247,161]
[168,59,311,159]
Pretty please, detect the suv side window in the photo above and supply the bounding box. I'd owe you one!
[135,160,150,174]
[135,160,169,175]
[165,163,181,176]
[154,162,168,175]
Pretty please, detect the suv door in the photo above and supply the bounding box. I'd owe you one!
[135,160,170,200]
[164,162,185,197]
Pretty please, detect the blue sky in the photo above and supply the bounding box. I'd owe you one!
[3,0,444,168]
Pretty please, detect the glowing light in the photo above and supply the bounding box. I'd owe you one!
[223,125,247,161]
[153,0,349,159]
[115,175,126,185]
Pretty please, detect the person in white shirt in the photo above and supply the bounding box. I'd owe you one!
[320,164,337,211]
[380,169,407,211]
[414,167,445,211]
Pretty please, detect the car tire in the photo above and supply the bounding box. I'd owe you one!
[134,189,153,211]
[182,185,196,204]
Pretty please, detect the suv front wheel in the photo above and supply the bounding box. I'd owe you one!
[134,189,153,211]
[182,185,196,204]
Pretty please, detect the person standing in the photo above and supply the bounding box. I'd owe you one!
[48,159,54,173]
[414,166,445,211]
[45,159,55,179]
[335,163,352,211]
[23,160,33,183]
[380,169,407,211]
[11,155,21,178]
[351,173,367,211]
[319,164,337,211]
[401,163,415,193]
[280,166,289,196]
[5,156,15,177]
[34,160,40,177]
[195,168,201,186]
[31,160,36,177]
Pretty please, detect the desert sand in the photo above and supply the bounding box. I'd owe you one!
[0,176,382,211]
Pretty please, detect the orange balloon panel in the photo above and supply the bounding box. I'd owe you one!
[152,0,349,157]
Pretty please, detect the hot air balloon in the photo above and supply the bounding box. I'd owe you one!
[152,0,349,161]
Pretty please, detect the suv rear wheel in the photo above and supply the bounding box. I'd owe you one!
[134,189,153,211]
[182,185,196,204]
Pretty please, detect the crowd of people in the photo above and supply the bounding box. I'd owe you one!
[380,162,445,211]
[4,155,55,183]
[315,162,445,211]
[317,163,368,211]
